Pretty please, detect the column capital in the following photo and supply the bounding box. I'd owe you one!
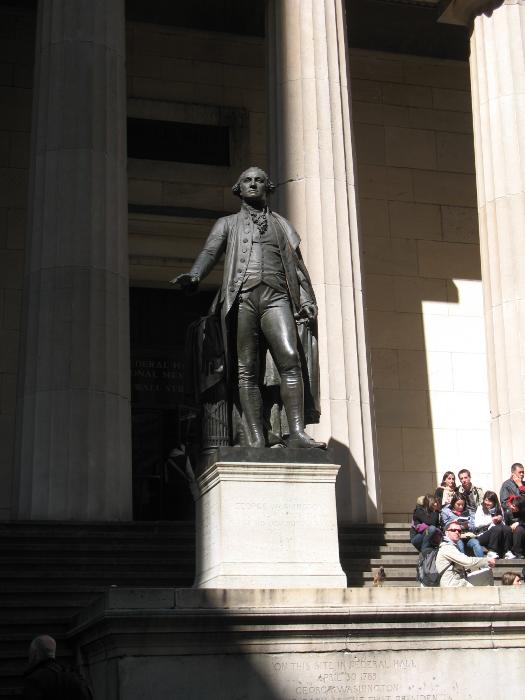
[438,0,507,26]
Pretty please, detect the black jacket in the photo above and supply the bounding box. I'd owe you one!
[410,506,440,538]
[500,478,525,508]
[23,660,92,700]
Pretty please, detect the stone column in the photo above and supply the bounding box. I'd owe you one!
[14,0,131,520]
[266,0,381,522]
[441,0,525,484]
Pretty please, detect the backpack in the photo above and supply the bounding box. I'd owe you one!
[416,547,452,587]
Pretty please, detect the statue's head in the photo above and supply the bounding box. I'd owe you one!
[232,167,276,205]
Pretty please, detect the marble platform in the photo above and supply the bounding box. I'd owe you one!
[71,586,525,700]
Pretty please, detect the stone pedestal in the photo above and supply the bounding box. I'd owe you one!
[194,449,347,588]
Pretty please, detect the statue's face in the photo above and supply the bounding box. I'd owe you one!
[238,168,267,205]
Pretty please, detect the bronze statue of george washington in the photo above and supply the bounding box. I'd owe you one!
[171,167,324,449]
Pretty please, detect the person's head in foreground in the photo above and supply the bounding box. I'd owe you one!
[28,635,56,667]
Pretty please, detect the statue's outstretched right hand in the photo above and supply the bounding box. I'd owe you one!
[169,273,200,290]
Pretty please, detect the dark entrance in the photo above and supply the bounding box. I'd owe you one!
[130,286,215,520]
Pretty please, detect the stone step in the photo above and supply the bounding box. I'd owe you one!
[341,542,415,552]
[346,556,525,566]
[0,574,192,586]
[339,531,411,543]
[340,523,410,531]
[0,572,194,588]
[0,607,81,622]
[0,524,194,541]
[0,542,195,553]
[0,583,105,594]
[0,525,194,533]
[343,556,418,566]
[347,569,418,582]
[358,581,420,587]
[0,593,97,608]
[0,555,195,567]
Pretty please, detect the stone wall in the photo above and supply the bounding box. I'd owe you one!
[75,586,525,700]
[126,21,266,288]
[0,7,34,520]
[350,50,491,520]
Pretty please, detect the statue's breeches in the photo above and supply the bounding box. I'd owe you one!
[236,284,301,386]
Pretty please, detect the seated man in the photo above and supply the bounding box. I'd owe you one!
[500,463,525,507]
[504,495,525,558]
[457,469,484,516]
[436,520,496,587]
[500,463,525,557]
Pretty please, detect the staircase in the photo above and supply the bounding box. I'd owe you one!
[0,522,195,698]
[0,520,523,697]
[339,522,525,587]
[340,522,419,587]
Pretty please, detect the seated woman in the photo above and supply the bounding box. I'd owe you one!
[435,471,457,507]
[472,490,515,559]
[410,494,441,553]
[441,494,483,556]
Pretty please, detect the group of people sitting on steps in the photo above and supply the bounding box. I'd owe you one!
[410,464,525,587]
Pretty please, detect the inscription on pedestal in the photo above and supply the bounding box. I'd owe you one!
[116,648,510,700]
[230,500,327,559]
[263,653,460,700]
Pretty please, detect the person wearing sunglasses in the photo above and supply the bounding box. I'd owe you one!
[436,520,496,587]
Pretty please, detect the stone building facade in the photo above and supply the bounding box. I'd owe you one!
[0,0,521,523]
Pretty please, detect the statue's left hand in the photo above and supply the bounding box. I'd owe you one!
[298,303,318,322]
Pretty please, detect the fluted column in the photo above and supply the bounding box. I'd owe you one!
[468,0,525,483]
[441,0,525,482]
[14,0,131,520]
[267,0,381,522]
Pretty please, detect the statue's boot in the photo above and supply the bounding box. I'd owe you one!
[239,385,266,447]
[281,370,326,450]
[287,431,326,449]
